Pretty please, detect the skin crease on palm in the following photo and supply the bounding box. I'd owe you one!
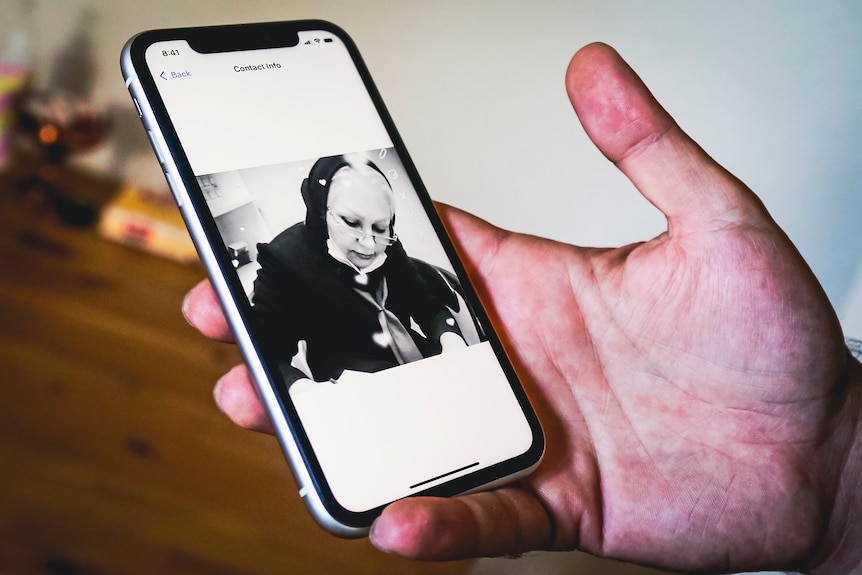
[181,43,862,574]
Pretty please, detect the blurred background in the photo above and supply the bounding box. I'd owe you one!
[0,1,859,574]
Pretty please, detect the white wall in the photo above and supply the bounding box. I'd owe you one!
[5,0,860,314]
[842,266,862,337]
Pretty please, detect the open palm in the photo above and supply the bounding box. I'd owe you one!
[183,44,859,574]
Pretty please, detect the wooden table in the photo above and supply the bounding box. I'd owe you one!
[0,158,470,575]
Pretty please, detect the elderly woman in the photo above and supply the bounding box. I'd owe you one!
[251,154,470,389]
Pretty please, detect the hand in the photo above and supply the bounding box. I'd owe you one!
[183,43,862,574]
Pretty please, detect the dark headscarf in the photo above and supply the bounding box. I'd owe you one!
[300,155,395,250]
[297,154,461,313]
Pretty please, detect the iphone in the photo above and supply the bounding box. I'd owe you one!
[121,20,543,537]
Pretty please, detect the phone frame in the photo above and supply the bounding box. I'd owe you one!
[121,20,543,537]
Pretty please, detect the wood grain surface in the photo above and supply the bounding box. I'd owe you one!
[0,158,470,575]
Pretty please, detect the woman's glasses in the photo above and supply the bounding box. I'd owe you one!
[326,209,397,246]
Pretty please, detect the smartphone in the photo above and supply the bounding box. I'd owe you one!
[121,21,543,537]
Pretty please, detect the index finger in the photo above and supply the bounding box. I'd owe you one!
[182,279,235,342]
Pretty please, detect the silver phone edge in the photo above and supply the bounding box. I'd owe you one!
[121,37,368,538]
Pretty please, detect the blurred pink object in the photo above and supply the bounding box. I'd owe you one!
[0,31,30,169]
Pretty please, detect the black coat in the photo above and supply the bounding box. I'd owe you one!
[251,222,464,386]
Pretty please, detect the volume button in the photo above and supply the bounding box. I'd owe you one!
[143,128,184,208]
[145,130,166,166]
[131,96,143,118]
[164,171,184,208]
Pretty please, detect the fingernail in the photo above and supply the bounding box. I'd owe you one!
[181,290,194,324]
[213,374,227,412]
[369,519,393,553]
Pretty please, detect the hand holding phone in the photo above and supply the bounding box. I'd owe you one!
[174,36,862,575]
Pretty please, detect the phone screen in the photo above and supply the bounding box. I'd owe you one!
[127,23,542,526]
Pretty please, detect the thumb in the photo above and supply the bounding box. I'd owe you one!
[435,203,510,300]
[566,42,766,233]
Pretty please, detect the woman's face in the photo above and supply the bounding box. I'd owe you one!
[325,166,394,270]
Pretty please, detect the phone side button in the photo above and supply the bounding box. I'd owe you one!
[131,96,143,118]
[145,130,166,166]
[299,486,309,498]
[164,171,184,208]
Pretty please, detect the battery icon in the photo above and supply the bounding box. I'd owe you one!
[323,38,333,43]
